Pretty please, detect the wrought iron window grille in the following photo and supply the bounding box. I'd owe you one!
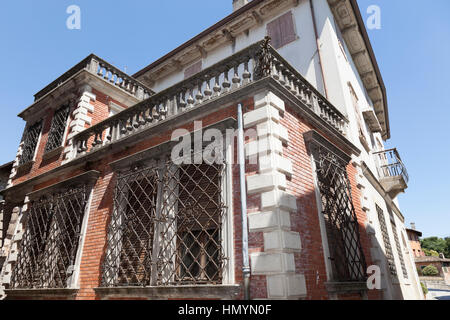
[313,146,367,282]
[389,211,408,279]
[376,205,397,277]
[19,120,43,166]
[10,185,89,289]
[102,154,227,287]
[45,104,71,153]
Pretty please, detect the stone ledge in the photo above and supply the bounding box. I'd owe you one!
[325,281,368,295]
[41,146,64,161]
[4,288,78,300]
[94,285,241,300]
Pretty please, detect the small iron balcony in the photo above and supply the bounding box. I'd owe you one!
[373,148,409,198]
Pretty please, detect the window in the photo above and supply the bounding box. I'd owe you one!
[11,185,90,289]
[267,11,297,49]
[102,157,226,287]
[313,146,367,282]
[184,61,202,79]
[389,212,408,279]
[376,205,397,276]
[19,120,43,166]
[349,84,370,152]
[45,104,71,153]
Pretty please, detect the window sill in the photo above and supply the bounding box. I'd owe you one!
[4,288,78,300]
[16,160,35,174]
[42,146,64,161]
[325,281,368,295]
[94,284,241,300]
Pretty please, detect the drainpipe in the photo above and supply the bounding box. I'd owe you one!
[309,0,330,99]
[237,103,251,300]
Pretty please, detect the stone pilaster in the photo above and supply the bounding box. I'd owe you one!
[62,86,96,164]
[0,202,25,299]
[244,90,306,299]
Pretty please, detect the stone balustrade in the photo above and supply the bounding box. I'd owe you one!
[34,55,153,102]
[72,38,348,159]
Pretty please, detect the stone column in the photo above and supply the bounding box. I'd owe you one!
[244,90,306,299]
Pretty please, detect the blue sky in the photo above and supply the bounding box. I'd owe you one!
[0,1,448,238]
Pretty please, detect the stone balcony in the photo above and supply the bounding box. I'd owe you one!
[70,38,351,162]
[18,54,154,121]
[373,148,409,198]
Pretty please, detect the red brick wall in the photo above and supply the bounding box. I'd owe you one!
[9,90,381,300]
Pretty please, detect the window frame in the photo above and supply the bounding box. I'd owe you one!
[43,104,72,156]
[102,139,235,288]
[266,10,298,50]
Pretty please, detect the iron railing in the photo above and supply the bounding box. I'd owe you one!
[72,37,348,159]
[373,148,409,183]
[376,205,397,276]
[102,157,226,287]
[314,147,367,282]
[44,104,71,153]
[10,186,89,289]
[19,120,43,166]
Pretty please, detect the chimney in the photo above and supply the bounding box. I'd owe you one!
[410,223,416,230]
[233,0,250,12]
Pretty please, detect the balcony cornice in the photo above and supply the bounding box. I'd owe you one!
[18,55,154,121]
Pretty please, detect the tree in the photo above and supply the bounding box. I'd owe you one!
[422,265,439,276]
[421,237,447,256]
[445,237,450,258]
[423,248,439,257]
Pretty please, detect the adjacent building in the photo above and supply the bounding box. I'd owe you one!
[406,224,425,258]
[0,0,423,300]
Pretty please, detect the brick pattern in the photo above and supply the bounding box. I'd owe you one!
[244,91,306,299]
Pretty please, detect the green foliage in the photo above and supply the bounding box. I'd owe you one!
[421,237,450,257]
[423,248,440,257]
[422,265,439,276]
[421,282,428,295]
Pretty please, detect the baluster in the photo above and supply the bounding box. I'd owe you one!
[120,119,127,134]
[133,112,140,129]
[278,65,286,86]
[232,65,241,89]
[213,75,221,97]
[204,77,212,100]
[179,91,187,110]
[195,81,204,104]
[110,71,116,84]
[242,59,252,85]
[127,116,133,131]
[222,68,231,92]
[186,88,195,108]
[160,99,168,119]
[97,63,105,77]
[145,104,154,123]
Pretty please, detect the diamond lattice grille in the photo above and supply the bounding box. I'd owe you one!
[389,213,408,279]
[376,205,397,276]
[19,120,43,166]
[11,186,88,289]
[45,105,70,153]
[315,148,367,282]
[102,159,226,287]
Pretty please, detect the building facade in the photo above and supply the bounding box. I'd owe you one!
[0,0,423,300]
[406,225,425,258]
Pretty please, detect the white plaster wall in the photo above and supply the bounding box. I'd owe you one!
[151,0,324,96]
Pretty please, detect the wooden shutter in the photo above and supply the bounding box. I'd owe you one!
[184,61,202,79]
[267,11,296,49]
[279,11,296,45]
